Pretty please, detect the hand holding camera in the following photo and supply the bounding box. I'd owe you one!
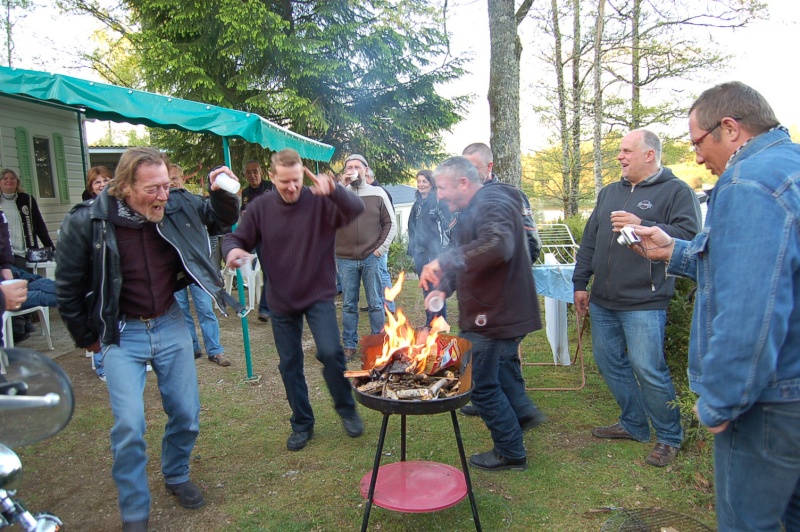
[617,226,641,246]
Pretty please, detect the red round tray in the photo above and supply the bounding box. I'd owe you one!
[360,461,467,513]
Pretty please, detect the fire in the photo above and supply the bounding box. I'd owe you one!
[373,273,450,374]
[383,270,405,302]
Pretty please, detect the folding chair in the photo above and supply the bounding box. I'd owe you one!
[223,266,263,310]
[521,311,587,392]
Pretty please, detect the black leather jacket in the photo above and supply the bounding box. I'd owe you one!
[55,187,241,348]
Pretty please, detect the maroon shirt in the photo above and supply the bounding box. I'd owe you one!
[116,223,181,318]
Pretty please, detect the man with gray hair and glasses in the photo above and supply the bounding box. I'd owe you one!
[630,82,800,530]
[573,129,701,468]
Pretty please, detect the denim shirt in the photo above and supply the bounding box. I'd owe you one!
[668,127,800,428]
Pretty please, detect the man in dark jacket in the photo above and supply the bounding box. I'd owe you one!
[56,147,241,532]
[462,143,540,264]
[420,156,543,472]
[573,129,701,468]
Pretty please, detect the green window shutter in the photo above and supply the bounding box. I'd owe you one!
[52,133,70,204]
[14,127,34,193]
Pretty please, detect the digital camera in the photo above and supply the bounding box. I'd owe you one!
[617,226,641,246]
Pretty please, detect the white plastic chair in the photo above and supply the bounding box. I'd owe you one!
[222,267,263,311]
[2,306,53,350]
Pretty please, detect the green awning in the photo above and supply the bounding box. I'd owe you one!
[0,65,334,162]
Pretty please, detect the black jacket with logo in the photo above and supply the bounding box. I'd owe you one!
[438,183,542,339]
[573,167,701,310]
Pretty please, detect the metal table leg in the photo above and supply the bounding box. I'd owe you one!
[451,410,482,531]
[361,413,391,532]
[400,415,407,461]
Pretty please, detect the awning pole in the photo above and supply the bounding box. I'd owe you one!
[223,137,255,380]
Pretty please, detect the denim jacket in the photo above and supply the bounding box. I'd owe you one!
[668,127,800,427]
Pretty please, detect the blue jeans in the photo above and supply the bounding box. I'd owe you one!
[100,302,200,522]
[461,332,535,460]
[20,277,57,308]
[714,401,800,531]
[270,300,357,431]
[337,255,385,349]
[379,253,395,313]
[590,303,682,447]
[174,285,224,357]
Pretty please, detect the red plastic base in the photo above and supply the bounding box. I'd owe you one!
[360,460,467,513]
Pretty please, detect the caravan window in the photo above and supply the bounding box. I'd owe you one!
[32,136,55,198]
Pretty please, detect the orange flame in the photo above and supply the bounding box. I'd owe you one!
[373,272,450,374]
[384,271,405,302]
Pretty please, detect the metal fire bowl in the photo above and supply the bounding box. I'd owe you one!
[353,380,472,416]
[353,333,473,416]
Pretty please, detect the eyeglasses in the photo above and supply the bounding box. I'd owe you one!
[691,117,742,152]
[691,122,721,152]
[138,184,171,195]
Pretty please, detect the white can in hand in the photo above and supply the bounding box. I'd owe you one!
[427,294,444,313]
[215,173,241,194]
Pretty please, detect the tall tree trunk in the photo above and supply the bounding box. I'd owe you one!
[568,0,581,217]
[5,1,12,67]
[592,0,606,198]
[551,0,570,216]
[488,0,521,187]
[630,0,641,129]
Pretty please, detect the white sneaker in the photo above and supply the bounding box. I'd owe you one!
[85,350,93,358]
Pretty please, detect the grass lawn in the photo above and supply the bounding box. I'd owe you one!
[14,284,715,531]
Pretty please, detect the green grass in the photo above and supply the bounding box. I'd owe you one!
[14,285,715,531]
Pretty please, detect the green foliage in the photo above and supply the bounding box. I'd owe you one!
[552,213,587,245]
[93,0,466,181]
[522,132,621,212]
[665,277,695,390]
[664,276,715,449]
[387,234,414,278]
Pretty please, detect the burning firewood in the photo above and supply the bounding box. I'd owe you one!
[354,372,461,400]
[344,370,371,379]
[346,273,471,402]
[356,380,385,395]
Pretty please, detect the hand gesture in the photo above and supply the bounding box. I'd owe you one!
[419,259,443,291]
[225,249,255,269]
[305,167,336,196]
[627,225,674,262]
